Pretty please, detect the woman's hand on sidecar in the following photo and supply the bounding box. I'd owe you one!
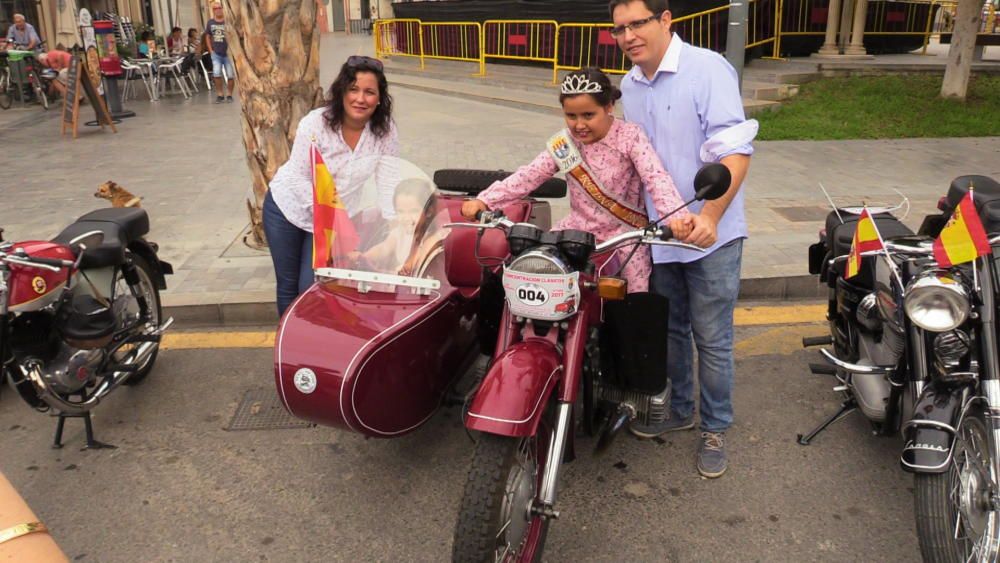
[461,199,489,221]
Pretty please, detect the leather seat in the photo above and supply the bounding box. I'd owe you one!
[826,210,914,258]
[52,208,150,269]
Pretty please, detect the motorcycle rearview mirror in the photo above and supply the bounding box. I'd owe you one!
[693,164,732,202]
[67,230,104,253]
[651,164,732,228]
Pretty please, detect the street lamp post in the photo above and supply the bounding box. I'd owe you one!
[725,0,749,91]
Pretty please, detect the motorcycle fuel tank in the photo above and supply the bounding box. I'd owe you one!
[6,241,73,313]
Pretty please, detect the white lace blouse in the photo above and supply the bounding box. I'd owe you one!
[268,108,400,232]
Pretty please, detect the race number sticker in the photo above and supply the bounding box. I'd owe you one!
[502,269,581,321]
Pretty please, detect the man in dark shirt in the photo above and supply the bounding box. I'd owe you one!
[204,2,235,103]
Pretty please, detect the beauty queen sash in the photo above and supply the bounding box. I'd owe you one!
[547,130,648,229]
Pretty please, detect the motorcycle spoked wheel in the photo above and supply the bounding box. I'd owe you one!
[914,403,1000,563]
[109,252,162,385]
[453,416,554,562]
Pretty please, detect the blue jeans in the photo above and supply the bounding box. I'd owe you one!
[651,238,743,433]
[262,191,313,317]
[210,51,234,79]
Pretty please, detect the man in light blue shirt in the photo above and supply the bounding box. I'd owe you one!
[611,0,754,478]
[5,14,41,51]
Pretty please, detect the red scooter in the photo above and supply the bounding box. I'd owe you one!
[448,164,731,562]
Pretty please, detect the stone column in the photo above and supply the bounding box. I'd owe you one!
[817,0,842,55]
[845,0,870,56]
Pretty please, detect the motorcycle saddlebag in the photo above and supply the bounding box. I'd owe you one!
[826,210,913,287]
[944,175,1000,235]
[599,292,669,395]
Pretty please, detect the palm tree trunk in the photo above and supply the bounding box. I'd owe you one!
[223,0,324,248]
[940,0,983,100]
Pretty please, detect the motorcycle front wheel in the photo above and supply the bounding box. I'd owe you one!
[914,403,1000,562]
[452,428,553,562]
[112,252,163,385]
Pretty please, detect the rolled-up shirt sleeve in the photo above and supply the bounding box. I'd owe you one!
[698,60,754,160]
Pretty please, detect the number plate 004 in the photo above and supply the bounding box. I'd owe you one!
[501,269,581,321]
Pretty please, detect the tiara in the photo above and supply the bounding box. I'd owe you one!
[561,74,603,95]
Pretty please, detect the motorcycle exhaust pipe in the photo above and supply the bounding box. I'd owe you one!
[23,335,162,416]
[594,402,636,457]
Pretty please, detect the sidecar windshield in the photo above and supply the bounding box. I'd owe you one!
[312,156,451,294]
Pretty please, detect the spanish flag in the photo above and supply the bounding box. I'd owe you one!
[312,144,360,269]
[933,191,990,268]
[845,208,884,279]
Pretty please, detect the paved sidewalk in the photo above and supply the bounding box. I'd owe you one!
[0,33,997,325]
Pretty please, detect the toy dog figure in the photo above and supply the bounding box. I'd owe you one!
[95,181,142,208]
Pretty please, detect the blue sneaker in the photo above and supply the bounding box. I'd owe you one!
[629,411,695,439]
[697,432,728,478]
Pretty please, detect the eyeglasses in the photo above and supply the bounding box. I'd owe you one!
[346,55,384,72]
[609,12,665,37]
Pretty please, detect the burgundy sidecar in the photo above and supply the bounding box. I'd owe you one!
[274,161,559,437]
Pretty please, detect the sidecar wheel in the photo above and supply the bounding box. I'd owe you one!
[452,431,551,562]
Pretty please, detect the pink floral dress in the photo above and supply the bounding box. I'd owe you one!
[477,118,687,292]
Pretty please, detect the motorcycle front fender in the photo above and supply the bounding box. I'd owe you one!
[465,339,563,437]
[901,383,972,474]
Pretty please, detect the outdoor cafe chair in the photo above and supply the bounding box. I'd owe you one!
[155,56,191,100]
[121,58,157,101]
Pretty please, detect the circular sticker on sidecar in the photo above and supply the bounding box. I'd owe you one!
[293,368,317,394]
[515,284,549,306]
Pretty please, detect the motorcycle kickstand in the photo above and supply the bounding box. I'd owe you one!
[52,410,116,451]
[796,398,857,446]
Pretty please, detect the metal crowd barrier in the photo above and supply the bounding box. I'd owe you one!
[374,0,984,81]
[375,18,424,68]
[420,21,485,76]
[483,20,559,70]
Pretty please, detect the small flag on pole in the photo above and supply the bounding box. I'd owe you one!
[933,191,990,268]
[845,208,884,279]
[312,144,360,269]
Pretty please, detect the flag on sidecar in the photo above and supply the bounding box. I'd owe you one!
[933,191,990,268]
[311,143,360,269]
[845,208,884,279]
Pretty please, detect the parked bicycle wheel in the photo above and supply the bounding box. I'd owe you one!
[0,70,11,110]
[29,73,48,110]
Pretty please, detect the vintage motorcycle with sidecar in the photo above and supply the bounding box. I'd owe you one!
[273,156,731,562]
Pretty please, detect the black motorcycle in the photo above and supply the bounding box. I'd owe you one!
[803,175,1000,561]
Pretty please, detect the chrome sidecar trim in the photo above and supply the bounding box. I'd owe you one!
[314,267,441,292]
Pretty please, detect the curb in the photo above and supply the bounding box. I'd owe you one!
[162,274,825,327]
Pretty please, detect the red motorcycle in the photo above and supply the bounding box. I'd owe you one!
[448,164,730,562]
[1,208,173,449]
[274,158,728,561]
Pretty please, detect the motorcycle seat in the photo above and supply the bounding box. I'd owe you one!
[945,175,1000,235]
[826,210,914,258]
[52,208,150,269]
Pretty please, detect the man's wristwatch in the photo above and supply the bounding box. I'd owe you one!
[0,521,49,545]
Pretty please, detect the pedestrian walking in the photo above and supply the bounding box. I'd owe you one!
[612,0,757,478]
[205,2,235,103]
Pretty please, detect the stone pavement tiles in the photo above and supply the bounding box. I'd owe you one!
[0,32,997,311]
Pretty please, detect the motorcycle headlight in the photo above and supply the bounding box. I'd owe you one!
[903,272,970,332]
[508,248,571,276]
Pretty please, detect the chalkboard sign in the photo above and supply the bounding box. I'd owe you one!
[61,55,117,139]
[61,55,80,130]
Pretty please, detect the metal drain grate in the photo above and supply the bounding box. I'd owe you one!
[773,206,830,223]
[226,388,313,431]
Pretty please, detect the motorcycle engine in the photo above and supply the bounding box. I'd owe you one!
[35,343,105,395]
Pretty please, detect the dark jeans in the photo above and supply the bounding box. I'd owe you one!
[651,238,743,433]
[262,191,313,317]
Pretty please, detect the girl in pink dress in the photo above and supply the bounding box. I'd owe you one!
[461,68,693,292]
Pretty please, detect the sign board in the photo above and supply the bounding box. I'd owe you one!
[61,55,117,139]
